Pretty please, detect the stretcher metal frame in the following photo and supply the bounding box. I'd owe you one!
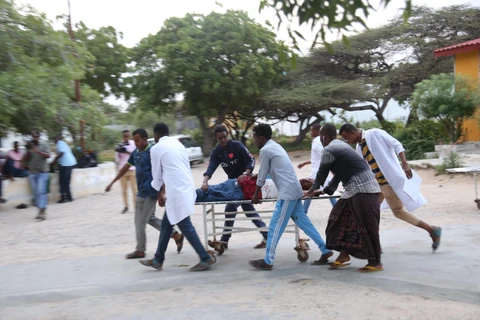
[196,195,340,262]
[446,167,480,210]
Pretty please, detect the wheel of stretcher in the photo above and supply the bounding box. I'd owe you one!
[297,252,309,263]
[216,245,225,255]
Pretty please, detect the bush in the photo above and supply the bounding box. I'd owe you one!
[394,120,449,160]
[436,152,464,175]
[182,128,203,146]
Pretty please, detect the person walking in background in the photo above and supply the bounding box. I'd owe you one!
[202,124,268,250]
[53,136,77,203]
[24,131,50,221]
[305,124,383,272]
[115,130,137,214]
[140,123,215,272]
[339,124,442,251]
[298,123,337,213]
[106,128,184,259]
[248,123,332,271]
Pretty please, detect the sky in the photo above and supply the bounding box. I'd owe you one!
[16,0,480,134]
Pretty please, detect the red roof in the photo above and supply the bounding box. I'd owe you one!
[434,38,480,57]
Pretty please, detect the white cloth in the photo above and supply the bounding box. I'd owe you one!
[356,129,426,212]
[310,136,330,190]
[150,136,196,225]
[261,179,278,199]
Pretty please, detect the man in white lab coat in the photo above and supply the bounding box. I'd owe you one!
[340,124,442,251]
[139,123,216,271]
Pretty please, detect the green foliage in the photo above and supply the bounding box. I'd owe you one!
[394,120,449,160]
[259,0,412,50]
[183,128,203,147]
[412,73,480,143]
[436,152,464,175]
[0,0,105,138]
[99,128,120,149]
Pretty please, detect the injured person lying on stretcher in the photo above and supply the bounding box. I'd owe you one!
[195,174,321,202]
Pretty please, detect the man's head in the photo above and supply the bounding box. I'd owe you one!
[132,128,149,150]
[299,178,313,191]
[54,135,63,144]
[31,131,40,144]
[122,130,130,143]
[310,123,321,139]
[252,123,272,149]
[339,123,362,144]
[153,123,169,143]
[13,141,19,151]
[213,125,229,148]
[319,123,337,147]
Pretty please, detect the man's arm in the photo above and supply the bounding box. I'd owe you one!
[157,184,166,207]
[378,130,412,179]
[323,174,340,195]
[202,149,219,190]
[298,160,311,169]
[311,151,334,191]
[251,186,262,204]
[255,150,270,189]
[33,144,50,159]
[239,145,255,174]
[105,163,131,191]
[150,148,165,192]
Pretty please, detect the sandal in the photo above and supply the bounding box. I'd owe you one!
[126,250,146,259]
[254,239,267,249]
[358,265,384,273]
[328,261,351,269]
[190,255,216,271]
[172,232,184,253]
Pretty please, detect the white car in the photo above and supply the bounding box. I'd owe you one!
[148,135,204,165]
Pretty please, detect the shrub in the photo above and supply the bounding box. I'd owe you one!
[435,152,464,175]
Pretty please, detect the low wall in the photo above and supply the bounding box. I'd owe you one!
[1,162,116,210]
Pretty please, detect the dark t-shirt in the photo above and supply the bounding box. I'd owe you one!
[127,144,157,199]
[204,140,255,179]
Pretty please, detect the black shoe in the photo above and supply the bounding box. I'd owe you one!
[0,198,7,204]
[58,199,67,204]
[248,259,273,271]
[121,207,128,214]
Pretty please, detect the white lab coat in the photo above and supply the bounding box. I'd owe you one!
[310,136,330,190]
[356,129,426,212]
[150,136,196,225]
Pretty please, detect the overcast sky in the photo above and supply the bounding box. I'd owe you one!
[15,0,480,133]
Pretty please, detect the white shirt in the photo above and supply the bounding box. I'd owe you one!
[310,136,324,179]
[150,136,196,224]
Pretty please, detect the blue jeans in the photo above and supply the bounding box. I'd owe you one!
[265,199,330,265]
[29,173,49,209]
[59,165,75,199]
[3,158,28,177]
[303,197,337,214]
[221,203,268,242]
[154,212,210,263]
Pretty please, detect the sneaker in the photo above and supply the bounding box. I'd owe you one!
[190,256,216,271]
[121,207,128,214]
[254,239,267,249]
[0,198,6,204]
[311,251,334,265]
[248,259,273,271]
[36,209,46,221]
[139,259,162,270]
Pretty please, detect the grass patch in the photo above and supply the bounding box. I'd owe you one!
[435,151,464,175]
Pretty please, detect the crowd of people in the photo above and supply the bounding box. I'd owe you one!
[2,121,441,274]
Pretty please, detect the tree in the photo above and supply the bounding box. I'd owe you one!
[259,0,412,49]
[72,22,130,98]
[0,0,105,139]
[411,73,480,143]
[130,10,288,154]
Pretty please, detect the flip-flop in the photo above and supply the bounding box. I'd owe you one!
[431,226,442,252]
[358,265,384,273]
[328,261,351,269]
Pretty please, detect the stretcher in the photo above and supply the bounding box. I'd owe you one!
[196,195,340,262]
[445,167,480,209]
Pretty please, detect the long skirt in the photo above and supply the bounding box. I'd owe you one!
[326,193,381,261]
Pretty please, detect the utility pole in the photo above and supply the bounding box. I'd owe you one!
[67,0,85,152]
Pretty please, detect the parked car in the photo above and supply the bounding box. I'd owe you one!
[148,135,204,165]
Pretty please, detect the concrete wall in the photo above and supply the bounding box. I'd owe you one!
[1,162,116,210]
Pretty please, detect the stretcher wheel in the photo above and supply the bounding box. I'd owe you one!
[297,252,309,263]
[216,245,225,256]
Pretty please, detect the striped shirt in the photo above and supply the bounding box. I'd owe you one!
[256,139,303,200]
[360,137,388,186]
[314,140,380,199]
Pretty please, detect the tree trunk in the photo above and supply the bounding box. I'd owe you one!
[294,117,310,144]
[199,116,215,156]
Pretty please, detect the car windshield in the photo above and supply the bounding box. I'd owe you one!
[179,137,198,148]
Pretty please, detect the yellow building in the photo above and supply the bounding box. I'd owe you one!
[434,38,480,141]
